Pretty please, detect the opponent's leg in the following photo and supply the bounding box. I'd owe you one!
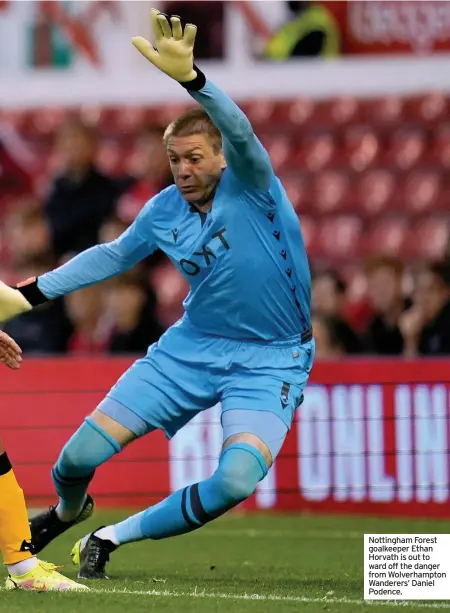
[30,410,135,554]
[0,439,87,591]
[72,429,276,579]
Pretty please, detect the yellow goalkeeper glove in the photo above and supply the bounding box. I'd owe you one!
[132,9,199,84]
[0,278,47,323]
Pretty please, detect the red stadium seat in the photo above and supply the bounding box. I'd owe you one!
[328,96,360,127]
[282,175,310,214]
[344,127,381,172]
[406,216,450,260]
[426,125,450,169]
[264,136,294,173]
[355,169,396,216]
[315,216,363,260]
[113,106,150,135]
[404,92,448,125]
[300,96,360,130]
[293,133,339,173]
[365,217,409,258]
[274,98,315,129]
[240,99,276,128]
[360,95,404,128]
[384,129,426,171]
[311,171,350,215]
[400,170,442,215]
[298,215,317,253]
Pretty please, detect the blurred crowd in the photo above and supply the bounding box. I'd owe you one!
[0,112,449,358]
[0,117,188,355]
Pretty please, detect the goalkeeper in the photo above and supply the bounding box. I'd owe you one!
[0,330,87,591]
[0,9,314,579]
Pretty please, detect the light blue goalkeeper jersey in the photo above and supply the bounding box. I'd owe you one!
[38,80,311,341]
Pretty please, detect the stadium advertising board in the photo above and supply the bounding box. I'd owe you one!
[1,358,449,518]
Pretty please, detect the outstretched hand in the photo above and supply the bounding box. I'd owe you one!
[132,8,197,83]
[0,330,23,370]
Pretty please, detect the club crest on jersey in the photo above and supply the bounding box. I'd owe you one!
[171,228,179,243]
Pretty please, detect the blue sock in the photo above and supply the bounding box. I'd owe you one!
[52,417,121,521]
[114,443,267,544]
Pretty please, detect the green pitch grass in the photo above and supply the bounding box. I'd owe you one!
[0,511,449,613]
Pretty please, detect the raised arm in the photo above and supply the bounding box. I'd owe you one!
[0,201,156,323]
[184,79,274,191]
[131,9,274,191]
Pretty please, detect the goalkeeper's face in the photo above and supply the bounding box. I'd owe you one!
[167,134,226,209]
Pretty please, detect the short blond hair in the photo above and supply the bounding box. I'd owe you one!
[163,109,222,153]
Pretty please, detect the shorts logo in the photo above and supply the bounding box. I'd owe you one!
[171,228,179,243]
[281,382,290,410]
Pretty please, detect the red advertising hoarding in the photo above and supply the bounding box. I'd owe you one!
[1,357,449,518]
[324,1,450,55]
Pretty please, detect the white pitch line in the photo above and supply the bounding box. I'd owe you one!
[198,529,362,539]
[3,586,450,609]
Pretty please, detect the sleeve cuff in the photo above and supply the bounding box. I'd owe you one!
[179,64,206,91]
[15,277,48,307]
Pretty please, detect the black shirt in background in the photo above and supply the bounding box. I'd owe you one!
[419,300,450,356]
[44,166,133,257]
[364,300,412,355]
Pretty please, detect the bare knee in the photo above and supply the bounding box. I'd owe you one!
[222,432,273,469]
[89,408,137,447]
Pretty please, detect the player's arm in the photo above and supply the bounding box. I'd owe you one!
[0,201,156,323]
[132,9,274,191]
[185,80,274,191]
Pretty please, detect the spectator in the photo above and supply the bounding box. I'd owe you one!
[117,126,172,224]
[311,269,362,353]
[5,204,52,268]
[363,256,410,355]
[2,256,72,354]
[65,285,112,354]
[312,313,345,359]
[400,261,450,356]
[44,118,130,258]
[264,1,340,60]
[105,273,164,354]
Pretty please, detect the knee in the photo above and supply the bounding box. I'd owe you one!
[218,467,258,503]
[54,439,93,476]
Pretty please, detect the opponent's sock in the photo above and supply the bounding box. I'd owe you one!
[7,557,38,576]
[0,452,35,566]
[52,418,121,522]
[113,444,267,544]
[94,525,119,546]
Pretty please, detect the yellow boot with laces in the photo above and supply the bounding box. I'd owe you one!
[5,559,89,591]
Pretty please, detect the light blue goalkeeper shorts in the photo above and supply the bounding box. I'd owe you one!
[98,316,314,459]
